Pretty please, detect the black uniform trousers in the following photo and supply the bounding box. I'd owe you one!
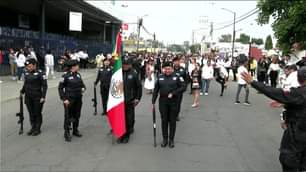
[177,94,183,118]
[159,97,178,141]
[64,97,82,131]
[25,96,44,131]
[100,85,110,113]
[279,126,306,172]
[123,102,135,138]
[216,76,225,95]
[257,71,267,83]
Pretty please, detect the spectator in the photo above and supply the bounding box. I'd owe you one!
[78,49,89,68]
[249,57,257,77]
[201,60,214,96]
[45,49,55,79]
[191,63,201,108]
[9,48,17,80]
[16,49,26,82]
[235,56,251,106]
[268,55,280,88]
[216,64,229,97]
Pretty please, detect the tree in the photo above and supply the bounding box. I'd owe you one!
[235,33,250,44]
[189,44,201,54]
[265,35,273,50]
[257,0,306,53]
[251,38,264,45]
[167,44,185,53]
[219,34,232,43]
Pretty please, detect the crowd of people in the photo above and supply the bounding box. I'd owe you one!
[0,47,90,83]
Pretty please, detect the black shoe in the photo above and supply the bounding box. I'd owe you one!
[122,136,129,144]
[176,117,180,121]
[169,140,175,148]
[234,101,241,104]
[73,130,82,137]
[31,130,41,136]
[116,137,123,144]
[161,139,168,148]
[64,131,72,142]
[220,94,223,97]
[27,129,34,136]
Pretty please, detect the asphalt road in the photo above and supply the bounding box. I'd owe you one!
[1,73,283,171]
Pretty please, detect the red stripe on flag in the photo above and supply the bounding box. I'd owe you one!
[107,102,126,138]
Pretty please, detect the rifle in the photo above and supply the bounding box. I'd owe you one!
[152,105,157,147]
[92,84,97,115]
[16,94,24,135]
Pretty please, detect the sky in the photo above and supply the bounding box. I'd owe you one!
[86,1,275,45]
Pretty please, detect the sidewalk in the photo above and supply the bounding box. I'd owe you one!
[0,69,97,103]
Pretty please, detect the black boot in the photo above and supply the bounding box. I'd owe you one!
[32,130,41,136]
[27,128,34,136]
[161,139,168,148]
[122,135,129,144]
[64,131,72,142]
[169,140,175,148]
[73,130,82,137]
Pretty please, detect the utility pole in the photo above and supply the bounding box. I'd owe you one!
[232,12,236,58]
[136,18,143,53]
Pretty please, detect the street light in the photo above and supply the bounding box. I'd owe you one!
[136,14,149,53]
[221,8,236,58]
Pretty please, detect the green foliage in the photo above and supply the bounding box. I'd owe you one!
[219,34,232,42]
[251,38,264,45]
[235,33,250,44]
[190,44,201,54]
[265,35,273,50]
[257,0,306,53]
[168,44,185,53]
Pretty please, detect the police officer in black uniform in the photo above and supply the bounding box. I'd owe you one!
[94,58,113,116]
[173,57,187,121]
[118,57,142,144]
[152,62,186,148]
[58,60,86,142]
[241,67,306,172]
[20,59,48,136]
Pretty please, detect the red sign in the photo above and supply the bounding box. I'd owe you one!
[121,23,128,30]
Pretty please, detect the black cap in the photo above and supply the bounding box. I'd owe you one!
[298,66,306,83]
[65,59,79,67]
[25,58,37,66]
[162,61,173,68]
[122,56,133,65]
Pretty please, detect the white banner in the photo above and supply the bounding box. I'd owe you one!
[69,12,82,32]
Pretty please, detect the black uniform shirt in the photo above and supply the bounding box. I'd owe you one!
[95,66,113,86]
[21,69,48,98]
[174,66,187,82]
[123,69,142,103]
[58,71,86,100]
[152,73,186,104]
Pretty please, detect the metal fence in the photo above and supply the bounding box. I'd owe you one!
[0,26,112,75]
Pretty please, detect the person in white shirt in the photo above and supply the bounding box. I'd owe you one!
[201,60,214,95]
[78,50,89,68]
[16,49,26,81]
[216,65,229,97]
[235,56,250,105]
[44,50,55,79]
[282,65,300,91]
[268,55,281,88]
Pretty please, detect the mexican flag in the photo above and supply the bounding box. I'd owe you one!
[107,32,126,138]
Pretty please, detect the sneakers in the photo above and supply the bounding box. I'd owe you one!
[200,92,203,96]
[191,104,199,108]
[204,93,208,96]
[244,101,251,106]
[234,101,241,104]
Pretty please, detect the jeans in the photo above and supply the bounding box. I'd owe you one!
[17,67,24,80]
[201,79,210,93]
[235,84,249,102]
